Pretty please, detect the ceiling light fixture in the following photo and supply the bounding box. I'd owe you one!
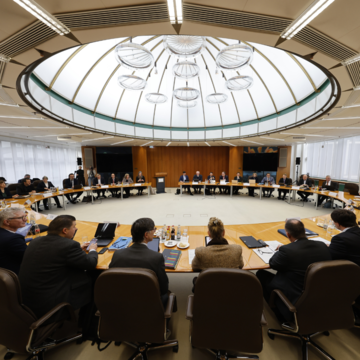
[111,139,135,145]
[12,0,70,35]
[33,133,92,137]
[0,103,19,107]
[341,104,360,109]
[325,117,360,120]
[141,141,153,147]
[175,0,183,24]
[167,0,183,24]
[187,142,190,147]
[205,142,211,147]
[240,139,264,145]
[0,115,43,120]
[223,141,236,146]
[342,54,360,66]
[166,142,171,146]
[82,136,114,142]
[301,127,360,130]
[0,54,11,62]
[0,126,69,129]
[167,0,176,24]
[259,137,285,141]
[281,0,335,40]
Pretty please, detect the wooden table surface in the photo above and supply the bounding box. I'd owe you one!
[4,186,359,273]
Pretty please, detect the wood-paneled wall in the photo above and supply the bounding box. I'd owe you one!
[132,147,148,180]
[276,146,292,183]
[229,146,244,179]
[145,147,229,187]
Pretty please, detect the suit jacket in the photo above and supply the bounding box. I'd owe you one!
[179,175,189,182]
[297,178,314,187]
[193,174,203,182]
[36,181,55,192]
[329,227,360,267]
[249,176,259,182]
[261,176,274,184]
[18,178,33,184]
[268,238,331,318]
[279,177,292,186]
[192,243,244,271]
[0,227,27,274]
[219,175,229,182]
[136,175,145,183]
[207,175,215,181]
[234,176,243,181]
[0,187,12,199]
[321,180,338,191]
[19,235,98,320]
[109,242,168,297]
[92,177,105,186]
[64,178,79,189]
[108,176,119,185]
[16,183,34,195]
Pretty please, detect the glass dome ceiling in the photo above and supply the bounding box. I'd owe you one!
[20,35,338,142]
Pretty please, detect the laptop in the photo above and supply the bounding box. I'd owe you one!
[232,180,238,184]
[249,179,256,185]
[94,223,117,246]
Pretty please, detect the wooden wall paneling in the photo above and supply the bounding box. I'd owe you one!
[229,146,244,179]
[276,146,292,183]
[132,146,148,181]
[81,146,96,184]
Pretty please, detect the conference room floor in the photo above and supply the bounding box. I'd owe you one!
[37,187,332,226]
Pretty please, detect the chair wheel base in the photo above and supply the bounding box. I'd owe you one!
[172,345,179,353]
[4,352,14,360]
[268,332,275,340]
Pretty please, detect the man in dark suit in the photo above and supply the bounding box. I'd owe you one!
[18,174,32,184]
[256,219,331,322]
[219,171,229,194]
[108,173,120,198]
[318,175,338,206]
[206,172,216,194]
[64,173,83,204]
[278,174,292,200]
[297,174,314,202]
[109,218,169,307]
[16,178,36,196]
[192,171,203,194]
[0,208,28,274]
[233,172,243,195]
[329,209,360,320]
[92,173,107,198]
[261,173,275,197]
[248,172,259,197]
[19,215,98,323]
[36,176,62,209]
[179,171,192,195]
[75,166,85,186]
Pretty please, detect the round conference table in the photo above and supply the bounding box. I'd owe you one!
[4,185,360,273]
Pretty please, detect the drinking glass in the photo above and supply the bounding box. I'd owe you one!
[82,236,89,247]
[317,218,324,227]
[323,219,328,231]
[33,224,40,238]
[1,200,5,209]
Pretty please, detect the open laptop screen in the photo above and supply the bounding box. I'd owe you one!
[94,223,116,239]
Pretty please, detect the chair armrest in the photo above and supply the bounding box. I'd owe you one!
[95,310,101,317]
[261,313,267,326]
[164,293,176,319]
[30,302,76,330]
[186,295,194,320]
[269,290,296,313]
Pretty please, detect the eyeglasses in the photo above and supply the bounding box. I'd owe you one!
[147,227,157,233]
[8,215,27,220]
[258,249,274,255]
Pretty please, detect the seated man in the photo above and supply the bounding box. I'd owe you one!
[179,171,192,196]
[92,173,107,199]
[297,174,314,202]
[219,171,229,194]
[248,172,259,197]
[108,173,120,198]
[0,179,18,199]
[64,173,83,204]
[37,176,62,209]
[0,208,28,274]
[261,173,275,197]
[233,172,243,195]
[318,175,338,206]
[192,171,203,194]
[206,172,216,193]
[17,178,38,210]
[19,215,98,323]
[278,174,292,200]
[18,174,32,184]
[109,217,169,307]
[256,219,331,322]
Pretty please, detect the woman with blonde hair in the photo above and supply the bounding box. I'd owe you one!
[191,217,244,271]
[122,173,133,198]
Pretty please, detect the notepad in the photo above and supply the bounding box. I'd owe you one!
[163,249,182,269]
[188,249,195,264]
[308,237,331,245]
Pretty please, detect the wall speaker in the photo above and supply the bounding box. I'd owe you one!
[279,148,287,167]
[84,148,94,168]
[296,157,301,165]
[77,157,82,166]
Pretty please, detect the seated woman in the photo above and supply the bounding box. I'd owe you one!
[122,173,133,197]
[136,171,146,196]
[192,217,244,272]
[0,179,19,200]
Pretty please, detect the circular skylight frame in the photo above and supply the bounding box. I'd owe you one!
[173,87,200,101]
[114,43,154,71]
[206,93,228,104]
[118,75,147,90]
[177,100,197,108]
[172,61,200,79]
[145,92,168,104]
[163,35,207,59]
[226,75,254,91]
[216,43,254,71]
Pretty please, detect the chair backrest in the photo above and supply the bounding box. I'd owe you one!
[7,183,17,195]
[0,268,37,354]
[94,268,166,344]
[191,268,264,354]
[344,183,359,195]
[32,180,41,189]
[295,260,360,334]
[62,179,67,189]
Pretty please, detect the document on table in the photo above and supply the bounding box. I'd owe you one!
[308,237,331,245]
[253,241,282,264]
[188,249,195,264]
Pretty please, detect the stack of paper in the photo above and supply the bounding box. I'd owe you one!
[188,249,195,264]
[253,241,283,264]
[308,237,331,245]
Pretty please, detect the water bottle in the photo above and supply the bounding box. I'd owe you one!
[176,225,181,241]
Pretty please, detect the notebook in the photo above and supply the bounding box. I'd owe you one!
[94,223,117,246]
[277,229,319,238]
[162,249,182,269]
[108,236,132,251]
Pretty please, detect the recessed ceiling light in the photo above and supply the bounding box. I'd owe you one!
[111,139,134,145]
[82,136,114,142]
[259,136,285,141]
[223,141,236,146]
[166,142,171,146]
[240,139,264,145]
[141,141,153,147]
[205,142,211,147]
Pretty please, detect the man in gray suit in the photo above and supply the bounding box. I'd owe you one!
[261,173,275,197]
[109,217,169,307]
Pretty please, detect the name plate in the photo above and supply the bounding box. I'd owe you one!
[101,185,109,188]
[210,180,216,183]
[11,203,25,208]
[192,182,198,184]
[220,181,226,184]
[83,186,91,190]
[134,183,141,186]
[272,185,280,188]
[24,200,32,205]
[243,182,250,186]
[292,186,300,190]
[42,193,53,198]
[328,191,337,197]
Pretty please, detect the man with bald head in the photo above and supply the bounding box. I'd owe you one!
[297,174,314,202]
[256,218,331,322]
